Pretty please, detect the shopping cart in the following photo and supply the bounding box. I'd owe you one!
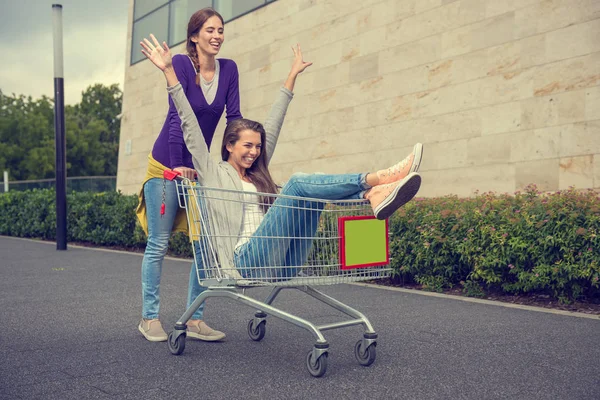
[168,178,393,377]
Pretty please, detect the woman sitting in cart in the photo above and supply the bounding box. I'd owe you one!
[140,35,423,281]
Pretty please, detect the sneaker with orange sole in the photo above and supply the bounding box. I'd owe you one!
[376,143,423,185]
[366,172,421,220]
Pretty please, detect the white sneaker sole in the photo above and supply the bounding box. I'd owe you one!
[138,324,168,342]
[186,330,226,341]
[410,143,423,174]
[373,173,421,220]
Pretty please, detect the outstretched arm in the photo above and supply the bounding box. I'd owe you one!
[283,44,312,92]
[140,34,212,182]
[264,45,312,165]
[140,34,179,86]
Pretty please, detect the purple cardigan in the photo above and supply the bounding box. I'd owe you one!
[151,54,242,169]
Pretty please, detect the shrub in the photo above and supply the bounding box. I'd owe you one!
[389,185,600,303]
[0,188,193,257]
[2,185,598,302]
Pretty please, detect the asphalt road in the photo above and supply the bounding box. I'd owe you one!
[0,236,598,399]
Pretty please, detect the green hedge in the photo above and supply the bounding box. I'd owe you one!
[389,185,599,303]
[1,185,598,302]
[0,188,193,258]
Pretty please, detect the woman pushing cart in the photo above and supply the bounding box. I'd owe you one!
[140,35,423,376]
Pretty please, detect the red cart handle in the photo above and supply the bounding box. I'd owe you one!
[163,169,181,181]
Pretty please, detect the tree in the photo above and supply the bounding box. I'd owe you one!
[72,84,122,176]
[0,90,55,180]
[0,84,123,181]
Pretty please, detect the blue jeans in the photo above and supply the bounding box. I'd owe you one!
[141,178,206,320]
[235,172,369,280]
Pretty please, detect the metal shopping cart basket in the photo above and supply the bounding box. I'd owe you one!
[169,178,393,377]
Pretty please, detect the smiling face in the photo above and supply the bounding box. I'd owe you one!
[226,129,262,174]
[191,15,224,56]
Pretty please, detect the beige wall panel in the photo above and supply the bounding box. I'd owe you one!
[407,68,534,119]
[378,35,441,76]
[387,1,466,49]
[485,34,546,76]
[466,134,512,166]
[480,102,521,136]
[485,0,543,19]
[586,86,600,120]
[421,139,469,170]
[533,52,600,98]
[272,150,384,182]
[594,155,600,188]
[375,108,483,146]
[428,50,488,89]
[418,164,516,197]
[515,158,559,191]
[559,155,594,190]
[368,0,416,28]
[514,0,600,39]
[441,11,514,59]
[308,126,380,161]
[510,129,560,163]
[356,26,389,59]
[414,0,444,15]
[278,116,311,143]
[520,89,587,130]
[436,0,485,37]
[310,62,350,93]
[349,55,380,83]
[119,0,598,195]
[306,107,356,138]
[558,120,600,158]
[544,19,600,64]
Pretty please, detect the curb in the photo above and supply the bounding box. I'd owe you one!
[350,282,600,320]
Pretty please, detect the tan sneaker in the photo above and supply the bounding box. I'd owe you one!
[138,319,168,342]
[187,320,226,341]
[376,143,423,185]
[366,172,421,220]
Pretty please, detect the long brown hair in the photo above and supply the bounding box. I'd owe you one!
[222,119,278,211]
[186,7,224,86]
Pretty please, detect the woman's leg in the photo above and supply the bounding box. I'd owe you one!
[186,189,209,320]
[141,178,178,320]
[186,241,206,320]
[280,172,370,200]
[235,195,323,280]
[184,189,226,340]
[235,172,366,279]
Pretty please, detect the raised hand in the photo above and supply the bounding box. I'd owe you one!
[290,44,312,75]
[140,34,172,71]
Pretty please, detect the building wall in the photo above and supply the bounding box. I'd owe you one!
[117,0,600,196]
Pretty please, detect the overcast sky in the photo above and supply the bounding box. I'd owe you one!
[0,0,129,104]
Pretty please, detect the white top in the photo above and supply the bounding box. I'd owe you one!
[235,180,264,249]
[188,55,220,105]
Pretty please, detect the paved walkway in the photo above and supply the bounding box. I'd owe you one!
[0,236,598,399]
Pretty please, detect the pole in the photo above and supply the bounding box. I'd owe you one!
[53,4,67,250]
[3,171,8,193]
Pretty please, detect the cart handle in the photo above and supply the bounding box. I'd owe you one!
[163,169,181,181]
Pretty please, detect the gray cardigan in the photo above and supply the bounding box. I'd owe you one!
[167,83,293,278]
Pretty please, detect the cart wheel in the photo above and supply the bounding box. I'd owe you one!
[354,340,376,366]
[306,350,328,377]
[168,330,186,355]
[247,319,266,341]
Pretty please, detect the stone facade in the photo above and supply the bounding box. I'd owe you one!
[117,0,600,197]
